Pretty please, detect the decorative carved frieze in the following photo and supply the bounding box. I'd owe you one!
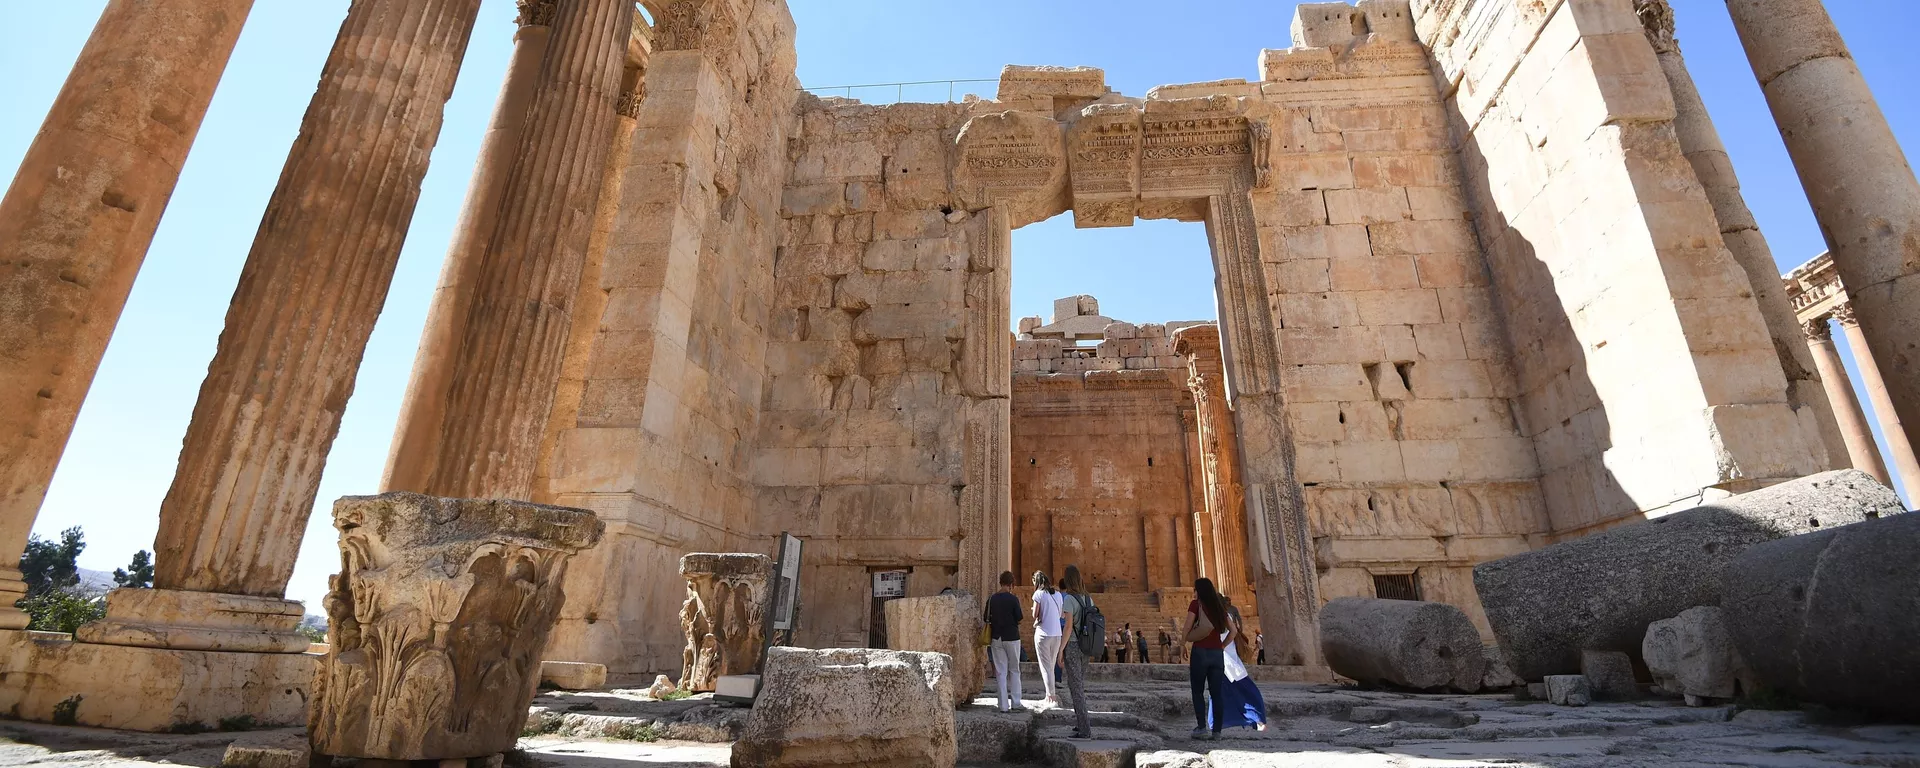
[953,111,1069,228]
[653,0,736,52]
[677,553,771,693]
[311,493,603,760]
[1068,105,1143,227]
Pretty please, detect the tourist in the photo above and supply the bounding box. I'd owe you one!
[1255,632,1265,665]
[1183,577,1231,740]
[1057,565,1095,738]
[1135,624,1150,663]
[1210,600,1269,732]
[984,570,1025,712]
[1117,625,1131,664]
[1159,628,1173,665]
[1031,570,1065,705]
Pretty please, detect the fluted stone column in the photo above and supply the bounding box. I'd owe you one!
[76,0,483,653]
[1836,306,1920,498]
[1638,0,1849,468]
[1177,326,1253,611]
[1727,0,1920,461]
[384,0,557,494]
[0,0,254,630]
[426,0,636,500]
[1804,317,1890,485]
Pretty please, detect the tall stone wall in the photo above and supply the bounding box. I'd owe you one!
[536,0,800,677]
[1410,0,1824,537]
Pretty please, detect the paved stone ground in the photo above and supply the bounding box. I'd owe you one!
[1,682,1917,767]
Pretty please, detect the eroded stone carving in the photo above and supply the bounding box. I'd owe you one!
[678,553,772,693]
[953,110,1069,228]
[311,493,604,760]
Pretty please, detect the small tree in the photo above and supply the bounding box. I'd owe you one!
[20,527,85,598]
[113,550,154,589]
[18,590,105,634]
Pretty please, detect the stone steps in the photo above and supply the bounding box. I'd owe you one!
[1019,661,1334,684]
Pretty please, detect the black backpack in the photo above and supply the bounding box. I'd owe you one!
[1074,594,1105,656]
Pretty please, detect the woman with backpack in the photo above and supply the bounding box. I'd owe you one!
[1183,577,1232,740]
[1057,565,1095,738]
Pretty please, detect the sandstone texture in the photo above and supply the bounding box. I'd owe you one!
[311,493,604,760]
[540,661,608,691]
[883,592,983,706]
[679,553,772,692]
[1474,470,1901,680]
[0,629,312,732]
[1642,606,1751,702]
[1319,597,1486,692]
[730,646,956,767]
[1721,510,1919,720]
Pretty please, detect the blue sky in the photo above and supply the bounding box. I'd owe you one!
[2,1,1914,608]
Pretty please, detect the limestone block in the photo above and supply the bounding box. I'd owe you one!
[541,661,608,691]
[679,553,773,693]
[1481,646,1525,691]
[1104,321,1138,339]
[222,731,311,768]
[1545,675,1591,707]
[884,593,982,708]
[1579,650,1637,701]
[731,647,956,767]
[1642,606,1750,701]
[1138,751,1209,768]
[953,109,1069,228]
[1044,739,1137,768]
[885,132,952,210]
[1357,0,1416,42]
[309,493,602,760]
[75,588,308,653]
[1472,470,1900,680]
[1721,511,1919,720]
[0,629,313,731]
[1293,2,1362,48]
[1319,597,1486,692]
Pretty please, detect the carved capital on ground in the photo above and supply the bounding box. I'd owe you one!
[516,0,557,27]
[677,553,772,692]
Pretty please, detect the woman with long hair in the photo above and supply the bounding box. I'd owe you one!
[1056,565,1095,738]
[1030,570,1065,705]
[1210,595,1269,732]
[1183,577,1231,740]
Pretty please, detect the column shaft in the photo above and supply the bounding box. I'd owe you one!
[0,0,254,628]
[1727,0,1920,460]
[1805,320,1890,484]
[427,0,636,500]
[152,0,483,597]
[1840,317,1920,498]
[384,3,556,493]
[1638,0,1848,467]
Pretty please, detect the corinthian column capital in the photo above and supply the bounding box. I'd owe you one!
[1803,317,1833,341]
[517,0,557,27]
[1832,301,1859,328]
[1634,0,1679,54]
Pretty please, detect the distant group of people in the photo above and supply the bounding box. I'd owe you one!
[981,569,1269,740]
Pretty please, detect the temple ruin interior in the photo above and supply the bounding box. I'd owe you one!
[1,0,1917,765]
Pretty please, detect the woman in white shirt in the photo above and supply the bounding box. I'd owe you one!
[1030,571,1064,704]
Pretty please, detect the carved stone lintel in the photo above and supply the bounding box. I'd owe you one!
[311,493,604,760]
[677,553,771,693]
[1804,317,1834,341]
[516,0,557,27]
[1634,0,1679,54]
[1832,302,1858,328]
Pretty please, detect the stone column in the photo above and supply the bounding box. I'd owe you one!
[0,0,254,629]
[77,0,484,652]
[1804,317,1890,485]
[1836,305,1920,497]
[1638,0,1849,468]
[384,0,556,493]
[1177,326,1252,611]
[1727,0,1920,460]
[426,0,636,500]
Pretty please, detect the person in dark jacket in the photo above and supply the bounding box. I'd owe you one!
[983,570,1025,712]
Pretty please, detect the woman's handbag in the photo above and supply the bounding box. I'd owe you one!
[1184,610,1215,644]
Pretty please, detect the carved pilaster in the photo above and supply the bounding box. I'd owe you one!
[311,493,603,760]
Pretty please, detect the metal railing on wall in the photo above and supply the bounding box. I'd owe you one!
[799,79,999,105]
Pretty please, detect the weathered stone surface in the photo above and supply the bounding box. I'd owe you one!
[884,593,983,707]
[731,647,956,768]
[1137,751,1208,768]
[0,629,312,732]
[679,553,771,693]
[1481,646,1524,691]
[1721,511,1919,720]
[1319,597,1486,692]
[311,493,604,760]
[646,674,677,700]
[1474,470,1901,680]
[1043,738,1136,768]
[1545,675,1591,707]
[1579,650,1637,702]
[1643,606,1751,701]
[540,661,607,691]
[75,588,307,653]
[221,730,309,768]
[954,710,1029,764]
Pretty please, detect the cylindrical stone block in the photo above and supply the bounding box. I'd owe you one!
[1721,511,1919,720]
[150,0,484,600]
[1319,597,1487,692]
[1472,469,1902,680]
[0,0,255,628]
[427,0,636,500]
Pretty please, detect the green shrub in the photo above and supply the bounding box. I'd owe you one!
[19,589,104,634]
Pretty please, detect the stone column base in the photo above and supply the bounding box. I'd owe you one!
[0,566,30,630]
[74,587,309,653]
[0,628,315,731]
